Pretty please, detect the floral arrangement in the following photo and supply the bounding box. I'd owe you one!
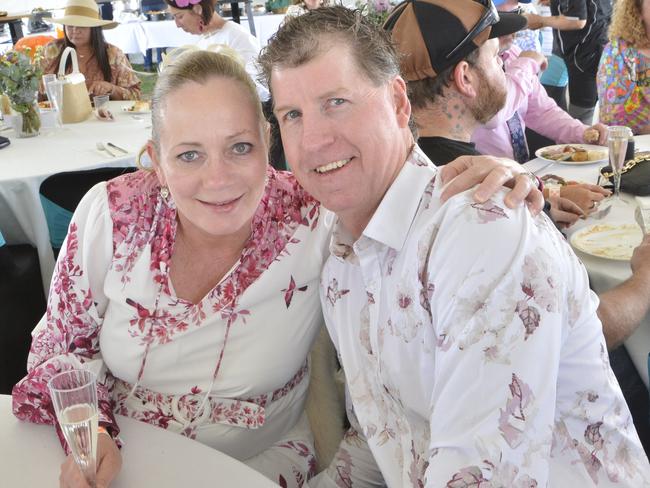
[358,0,394,26]
[172,0,202,7]
[0,48,43,135]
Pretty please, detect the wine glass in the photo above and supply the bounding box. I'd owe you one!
[42,75,63,128]
[48,370,99,487]
[607,126,633,204]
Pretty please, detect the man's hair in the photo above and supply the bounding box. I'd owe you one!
[608,0,649,48]
[407,48,480,110]
[257,6,401,92]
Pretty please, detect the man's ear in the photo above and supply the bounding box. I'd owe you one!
[390,75,411,129]
[452,61,480,99]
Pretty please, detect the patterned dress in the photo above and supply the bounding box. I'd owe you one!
[310,146,650,487]
[12,169,332,487]
[42,39,141,101]
[598,38,650,135]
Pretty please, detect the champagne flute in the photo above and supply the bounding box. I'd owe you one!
[607,126,633,204]
[48,369,99,487]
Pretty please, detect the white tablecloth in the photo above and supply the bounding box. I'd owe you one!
[0,102,149,292]
[0,394,279,487]
[104,15,285,56]
[524,134,650,388]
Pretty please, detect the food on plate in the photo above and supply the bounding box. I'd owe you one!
[540,144,606,162]
[125,100,151,112]
[38,100,52,110]
[583,128,600,143]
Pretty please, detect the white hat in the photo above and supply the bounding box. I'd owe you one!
[52,0,118,29]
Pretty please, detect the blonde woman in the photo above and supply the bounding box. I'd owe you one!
[597,0,650,134]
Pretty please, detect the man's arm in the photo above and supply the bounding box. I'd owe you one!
[598,235,650,349]
[525,13,586,30]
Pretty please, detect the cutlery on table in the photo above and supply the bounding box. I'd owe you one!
[107,142,129,155]
[96,142,116,157]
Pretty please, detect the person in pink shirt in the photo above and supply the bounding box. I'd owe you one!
[472,35,607,162]
[471,34,610,215]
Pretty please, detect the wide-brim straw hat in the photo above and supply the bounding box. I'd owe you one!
[52,0,118,29]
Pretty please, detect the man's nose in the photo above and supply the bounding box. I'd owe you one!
[300,113,335,152]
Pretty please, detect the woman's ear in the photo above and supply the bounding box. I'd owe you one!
[145,141,166,187]
[192,3,203,17]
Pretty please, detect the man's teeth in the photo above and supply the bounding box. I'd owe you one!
[315,159,350,174]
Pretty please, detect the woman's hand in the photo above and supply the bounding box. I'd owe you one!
[440,155,545,215]
[560,183,611,214]
[60,433,122,488]
[88,81,114,98]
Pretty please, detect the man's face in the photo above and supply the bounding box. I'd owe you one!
[467,39,507,124]
[271,42,412,233]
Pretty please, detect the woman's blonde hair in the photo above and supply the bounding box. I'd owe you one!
[150,48,265,155]
[608,0,650,48]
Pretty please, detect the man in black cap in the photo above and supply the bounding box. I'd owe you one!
[259,3,650,486]
[384,0,526,164]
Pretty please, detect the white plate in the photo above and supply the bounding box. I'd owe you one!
[535,144,608,165]
[570,223,642,261]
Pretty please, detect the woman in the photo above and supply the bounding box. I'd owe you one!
[164,0,268,100]
[597,0,650,134]
[12,48,541,487]
[42,0,140,100]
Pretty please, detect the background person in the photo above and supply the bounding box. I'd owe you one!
[43,0,141,100]
[164,0,269,100]
[524,0,612,125]
[597,0,650,134]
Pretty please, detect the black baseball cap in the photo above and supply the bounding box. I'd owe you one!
[384,0,527,81]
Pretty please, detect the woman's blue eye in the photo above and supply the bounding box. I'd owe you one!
[232,142,252,155]
[178,150,200,163]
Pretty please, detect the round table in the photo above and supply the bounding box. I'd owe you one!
[0,101,149,292]
[0,394,279,487]
[524,134,650,387]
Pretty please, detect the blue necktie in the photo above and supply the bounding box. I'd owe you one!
[506,112,530,164]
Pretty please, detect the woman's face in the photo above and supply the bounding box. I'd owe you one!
[65,25,92,48]
[150,76,269,241]
[168,6,203,34]
[304,0,322,10]
[642,0,650,30]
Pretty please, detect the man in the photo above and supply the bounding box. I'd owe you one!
[259,2,650,486]
[524,0,612,124]
[386,5,584,227]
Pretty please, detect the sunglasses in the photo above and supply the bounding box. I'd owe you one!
[445,0,500,60]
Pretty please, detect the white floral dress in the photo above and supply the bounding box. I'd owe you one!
[12,168,332,488]
[310,146,650,487]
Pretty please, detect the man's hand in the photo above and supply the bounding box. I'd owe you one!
[88,81,113,98]
[440,155,545,214]
[548,197,584,229]
[519,50,548,71]
[59,433,122,488]
[523,13,545,30]
[560,183,611,214]
[583,123,608,145]
[631,234,650,276]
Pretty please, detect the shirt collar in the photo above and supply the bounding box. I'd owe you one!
[329,145,437,259]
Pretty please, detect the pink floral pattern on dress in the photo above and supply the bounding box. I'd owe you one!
[12,166,323,488]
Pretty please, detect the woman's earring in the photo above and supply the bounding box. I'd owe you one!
[160,186,170,199]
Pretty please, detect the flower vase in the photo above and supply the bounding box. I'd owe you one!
[10,101,41,138]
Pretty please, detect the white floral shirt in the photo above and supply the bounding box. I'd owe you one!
[311,146,650,487]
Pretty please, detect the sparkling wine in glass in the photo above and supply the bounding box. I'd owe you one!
[607,126,633,203]
[48,370,99,487]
